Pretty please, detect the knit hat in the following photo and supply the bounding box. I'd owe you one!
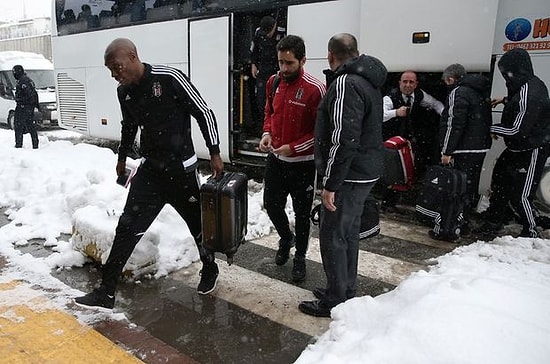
[442,63,466,81]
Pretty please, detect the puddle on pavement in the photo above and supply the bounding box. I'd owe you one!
[53,263,313,363]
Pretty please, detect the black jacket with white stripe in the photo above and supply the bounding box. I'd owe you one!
[490,48,550,151]
[315,54,387,192]
[439,74,492,156]
[117,63,220,169]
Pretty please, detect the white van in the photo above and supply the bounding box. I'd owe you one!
[0,51,58,129]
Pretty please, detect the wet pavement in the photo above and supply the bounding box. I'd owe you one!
[3,206,454,363]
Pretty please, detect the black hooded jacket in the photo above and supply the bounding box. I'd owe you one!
[490,48,550,151]
[315,54,387,192]
[440,74,492,155]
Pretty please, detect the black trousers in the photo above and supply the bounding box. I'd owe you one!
[263,154,315,258]
[14,107,38,148]
[101,160,213,294]
[319,182,375,307]
[486,146,550,236]
[452,152,486,223]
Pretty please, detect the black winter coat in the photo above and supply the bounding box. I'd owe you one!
[315,54,387,192]
[491,48,550,151]
[15,74,38,110]
[440,74,492,155]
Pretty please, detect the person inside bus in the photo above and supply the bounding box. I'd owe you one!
[299,33,387,318]
[12,65,39,149]
[74,38,224,310]
[77,4,100,28]
[476,48,550,239]
[258,35,325,283]
[380,70,444,212]
[249,16,285,138]
[59,9,76,26]
[431,63,492,242]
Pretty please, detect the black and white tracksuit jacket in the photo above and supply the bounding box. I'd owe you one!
[440,74,492,156]
[117,63,220,169]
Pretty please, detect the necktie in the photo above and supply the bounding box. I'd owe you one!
[405,95,412,107]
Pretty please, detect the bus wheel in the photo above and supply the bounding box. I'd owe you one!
[7,111,14,129]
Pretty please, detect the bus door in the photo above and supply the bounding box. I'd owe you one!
[189,15,231,163]
[232,8,288,164]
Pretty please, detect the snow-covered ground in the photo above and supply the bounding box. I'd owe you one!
[1,129,549,363]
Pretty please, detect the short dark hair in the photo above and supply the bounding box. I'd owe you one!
[277,35,306,61]
[328,33,359,62]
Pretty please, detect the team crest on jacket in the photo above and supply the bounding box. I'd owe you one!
[152,82,162,97]
[295,88,304,100]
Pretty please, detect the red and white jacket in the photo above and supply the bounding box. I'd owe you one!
[263,69,325,162]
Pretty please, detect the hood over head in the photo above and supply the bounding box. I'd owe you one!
[326,54,387,89]
[12,65,25,80]
[459,73,491,98]
[498,48,534,95]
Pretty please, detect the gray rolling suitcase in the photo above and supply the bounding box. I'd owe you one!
[200,172,248,264]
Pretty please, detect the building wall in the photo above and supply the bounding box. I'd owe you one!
[0,34,52,60]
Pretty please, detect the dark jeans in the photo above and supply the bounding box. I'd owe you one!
[319,182,375,307]
[101,160,213,294]
[485,146,550,236]
[14,107,38,148]
[263,154,316,258]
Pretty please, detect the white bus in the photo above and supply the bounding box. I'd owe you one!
[51,0,549,179]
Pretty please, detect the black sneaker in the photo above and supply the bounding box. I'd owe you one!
[428,230,459,243]
[197,262,219,295]
[275,236,295,266]
[74,286,115,310]
[519,228,539,238]
[292,257,306,282]
[459,223,471,237]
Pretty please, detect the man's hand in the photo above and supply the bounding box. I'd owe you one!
[395,106,409,117]
[251,64,259,79]
[271,144,292,157]
[321,189,336,212]
[441,154,452,165]
[491,97,505,108]
[259,134,272,152]
[210,154,224,179]
[116,160,126,176]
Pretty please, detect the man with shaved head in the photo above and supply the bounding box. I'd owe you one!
[75,38,224,309]
[299,33,387,317]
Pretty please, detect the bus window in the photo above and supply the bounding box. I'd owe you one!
[55,0,312,35]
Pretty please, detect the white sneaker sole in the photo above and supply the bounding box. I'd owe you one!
[73,299,113,312]
[197,275,219,295]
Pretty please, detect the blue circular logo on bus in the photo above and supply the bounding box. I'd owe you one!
[505,18,531,41]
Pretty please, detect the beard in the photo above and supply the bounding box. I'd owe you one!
[281,70,301,83]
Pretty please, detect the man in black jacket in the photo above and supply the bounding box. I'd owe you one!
[479,48,550,238]
[299,33,386,317]
[430,63,492,242]
[75,38,224,309]
[12,65,39,149]
[249,16,285,136]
